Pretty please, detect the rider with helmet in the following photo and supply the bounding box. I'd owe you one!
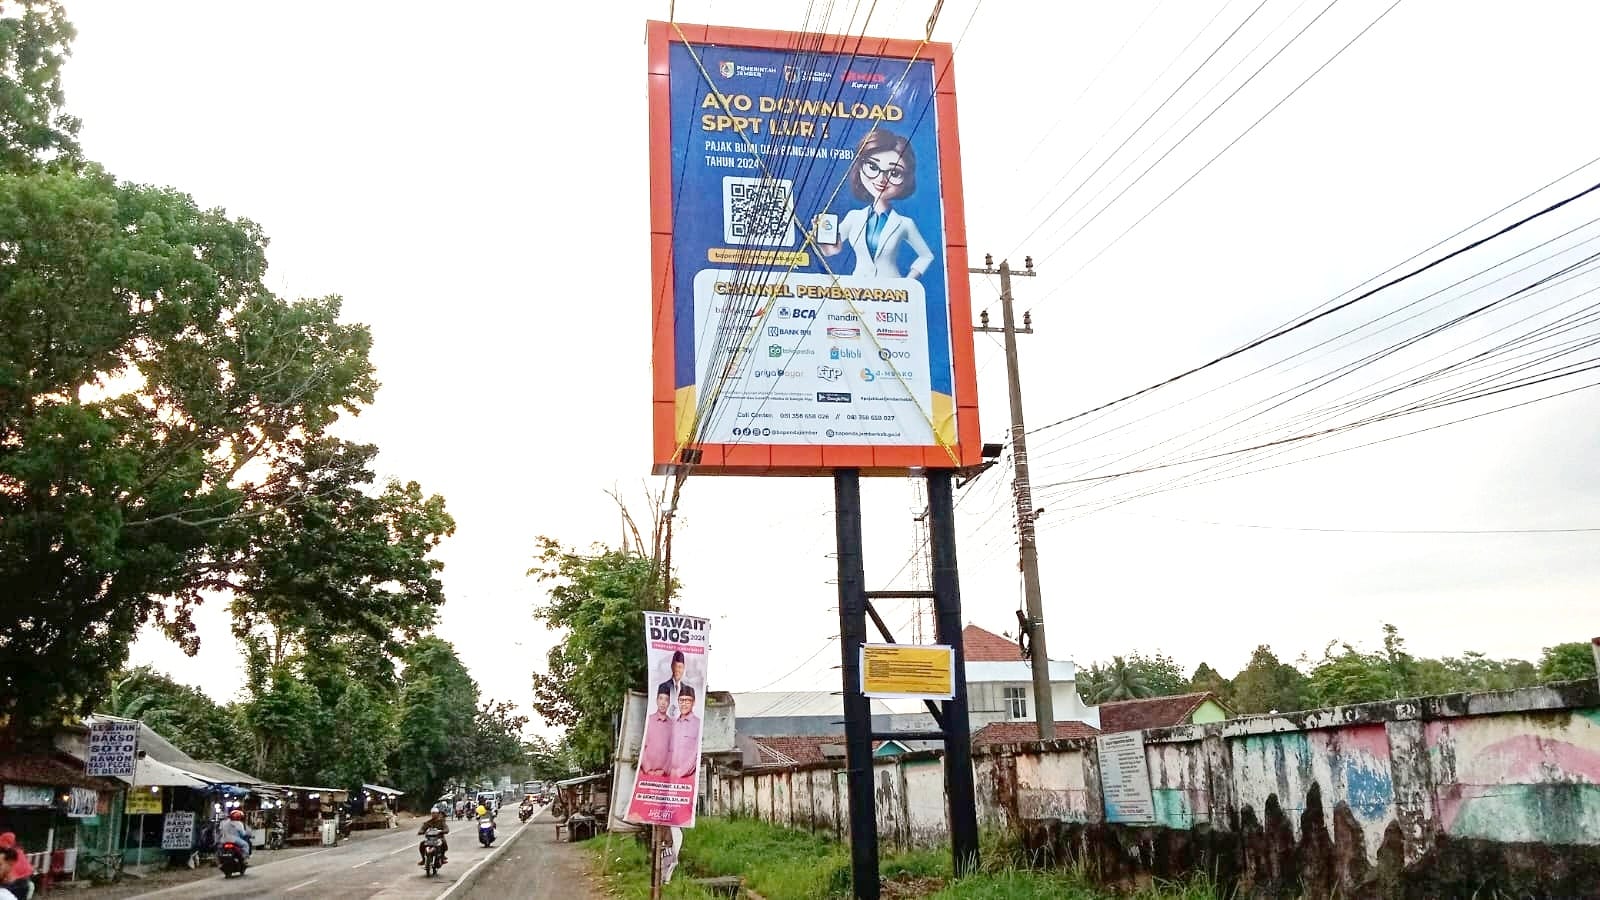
[417,805,450,867]
[217,810,253,858]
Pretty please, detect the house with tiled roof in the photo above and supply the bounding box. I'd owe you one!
[1096,691,1232,732]
[971,719,1101,748]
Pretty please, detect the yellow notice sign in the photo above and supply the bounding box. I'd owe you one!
[125,787,162,816]
[860,644,955,700]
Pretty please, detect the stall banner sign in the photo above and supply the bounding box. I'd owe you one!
[86,719,139,777]
[2,785,53,807]
[860,643,954,699]
[66,787,99,818]
[126,787,163,816]
[161,810,196,850]
[648,22,979,476]
[625,612,711,828]
[1097,731,1156,824]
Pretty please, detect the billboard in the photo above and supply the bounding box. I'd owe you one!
[625,611,711,828]
[648,22,979,475]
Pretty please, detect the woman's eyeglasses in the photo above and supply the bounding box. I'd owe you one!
[861,159,906,185]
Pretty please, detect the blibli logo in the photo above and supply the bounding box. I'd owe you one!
[830,346,862,360]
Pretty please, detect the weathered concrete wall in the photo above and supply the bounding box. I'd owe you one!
[710,680,1600,896]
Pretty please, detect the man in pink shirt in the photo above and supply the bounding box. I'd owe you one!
[638,689,675,777]
[0,833,31,899]
[667,686,702,779]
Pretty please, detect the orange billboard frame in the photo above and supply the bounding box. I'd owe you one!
[648,20,981,476]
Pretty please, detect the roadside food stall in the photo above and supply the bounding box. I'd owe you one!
[119,755,209,872]
[348,784,403,831]
[271,786,350,846]
[0,751,124,887]
[552,774,609,842]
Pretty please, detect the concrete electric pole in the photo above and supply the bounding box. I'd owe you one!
[970,255,1054,740]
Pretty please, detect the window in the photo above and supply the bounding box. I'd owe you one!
[1004,686,1027,720]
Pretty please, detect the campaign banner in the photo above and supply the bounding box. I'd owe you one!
[86,719,138,778]
[625,611,711,828]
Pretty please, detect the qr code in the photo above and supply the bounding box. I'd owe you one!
[723,176,796,247]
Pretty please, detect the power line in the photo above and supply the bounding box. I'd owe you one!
[1038,0,1403,276]
[1027,177,1600,437]
[1121,513,1600,536]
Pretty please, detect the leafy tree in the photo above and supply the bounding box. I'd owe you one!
[524,735,578,782]
[98,666,239,762]
[239,661,321,780]
[1189,662,1231,699]
[1127,652,1188,697]
[392,637,478,804]
[529,537,669,770]
[1229,645,1310,714]
[1078,652,1187,703]
[459,700,530,781]
[1538,642,1597,683]
[0,2,454,737]
[323,682,394,790]
[0,1,80,170]
[227,438,454,666]
[1307,641,1401,707]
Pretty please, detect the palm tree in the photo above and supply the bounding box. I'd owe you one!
[1092,656,1154,702]
[101,667,176,729]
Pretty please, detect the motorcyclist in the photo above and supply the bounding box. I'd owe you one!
[216,810,252,858]
[417,808,449,867]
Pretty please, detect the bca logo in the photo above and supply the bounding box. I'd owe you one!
[719,61,735,79]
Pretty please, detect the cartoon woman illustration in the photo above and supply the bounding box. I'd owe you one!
[815,128,935,279]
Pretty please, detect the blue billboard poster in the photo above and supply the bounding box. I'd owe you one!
[648,24,976,474]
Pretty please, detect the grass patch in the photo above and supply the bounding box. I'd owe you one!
[586,816,1223,899]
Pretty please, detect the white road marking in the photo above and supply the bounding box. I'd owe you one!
[352,859,373,868]
[286,878,319,892]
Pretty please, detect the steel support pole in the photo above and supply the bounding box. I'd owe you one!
[834,470,880,900]
[927,470,980,875]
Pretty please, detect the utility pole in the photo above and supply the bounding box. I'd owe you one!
[969,254,1055,740]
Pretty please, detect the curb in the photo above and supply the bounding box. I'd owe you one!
[436,803,550,899]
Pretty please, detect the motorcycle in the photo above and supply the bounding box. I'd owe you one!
[217,841,248,878]
[420,826,446,877]
[518,802,535,823]
[265,819,286,851]
[477,816,496,847]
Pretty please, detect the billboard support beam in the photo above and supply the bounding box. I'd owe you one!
[834,470,880,900]
[927,470,981,874]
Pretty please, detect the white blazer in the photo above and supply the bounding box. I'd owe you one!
[837,207,935,279]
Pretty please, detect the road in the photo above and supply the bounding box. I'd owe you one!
[126,806,546,900]
[462,810,604,899]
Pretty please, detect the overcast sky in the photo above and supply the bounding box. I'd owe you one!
[69,0,1599,727]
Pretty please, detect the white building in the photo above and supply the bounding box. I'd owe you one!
[957,624,1100,730]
